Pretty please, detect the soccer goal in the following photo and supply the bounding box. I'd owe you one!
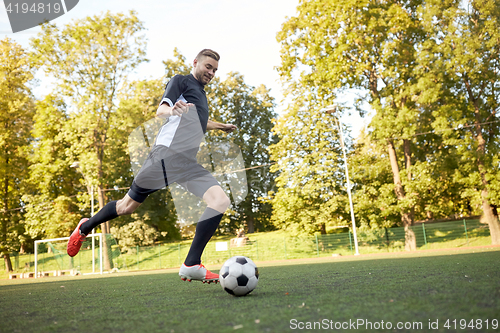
[34,233,103,278]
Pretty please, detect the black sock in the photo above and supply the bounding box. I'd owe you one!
[184,207,223,266]
[80,201,118,235]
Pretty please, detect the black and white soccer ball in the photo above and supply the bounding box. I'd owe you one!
[219,256,259,296]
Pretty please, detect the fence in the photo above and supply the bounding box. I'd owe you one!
[2,219,492,279]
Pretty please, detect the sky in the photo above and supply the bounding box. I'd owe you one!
[0,0,368,136]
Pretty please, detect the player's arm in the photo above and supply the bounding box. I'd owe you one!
[207,120,237,133]
[157,75,192,118]
[156,100,193,118]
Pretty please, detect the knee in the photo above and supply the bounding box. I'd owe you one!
[207,192,231,213]
[219,194,231,212]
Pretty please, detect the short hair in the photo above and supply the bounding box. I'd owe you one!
[196,49,220,62]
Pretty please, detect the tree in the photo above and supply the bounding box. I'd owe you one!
[25,67,182,253]
[418,0,500,243]
[0,38,35,271]
[206,73,278,233]
[276,0,500,245]
[268,104,347,235]
[349,130,400,229]
[23,95,83,241]
[277,0,429,249]
[30,11,148,269]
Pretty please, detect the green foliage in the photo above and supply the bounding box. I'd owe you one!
[26,11,149,253]
[268,105,347,235]
[274,0,500,239]
[274,0,430,236]
[23,95,82,240]
[162,47,191,78]
[417,0,500,204]
[110,220,164,253]
[206,73,278,234]
[0,38,35,261]
[22,13,186,245]
[349,131,399,229]
[415,0,500,241]
[29,11,148,207]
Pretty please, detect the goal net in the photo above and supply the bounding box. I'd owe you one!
[34,233,119,278]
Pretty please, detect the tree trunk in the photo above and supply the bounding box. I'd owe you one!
[1,218,12,272]
[465,79,500,244]
[320,223,327,235]
[404,139,416,248]
[470,100,500,244]
[387,139,416,250]
[481,191,500,244]
[3,253,13,272]
[477,164,500,244]
[97,186,114,270]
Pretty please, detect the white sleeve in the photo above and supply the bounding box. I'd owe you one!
[159,97,173,107]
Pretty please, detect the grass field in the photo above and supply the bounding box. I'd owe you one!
[1,247,499,333]
[3,219,491,281]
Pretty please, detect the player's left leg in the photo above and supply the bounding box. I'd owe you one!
[179,185,230,283]
[68,146,168,257]
[67,195,143,257]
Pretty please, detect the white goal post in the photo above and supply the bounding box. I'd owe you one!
[34,233,103,278]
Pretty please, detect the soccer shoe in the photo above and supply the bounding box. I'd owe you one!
[67,218,88,257]
[179,263,219,284]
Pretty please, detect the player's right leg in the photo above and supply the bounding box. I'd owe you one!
[67,195,142,257]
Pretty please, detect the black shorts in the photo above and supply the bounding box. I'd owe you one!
[128,145,220,203]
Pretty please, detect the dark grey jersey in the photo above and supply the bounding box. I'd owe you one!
[155,74,209,158]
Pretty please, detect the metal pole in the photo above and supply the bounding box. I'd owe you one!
[99,233,103,274]
[34,241,38,279]
[178,244,181,266]
[315,234,320,257]
[349,230,353,255]
[463,219,469,245]
[422,223,427,248]
[336,117,360,255]
[385,227,390,250]
[284,237,287,260]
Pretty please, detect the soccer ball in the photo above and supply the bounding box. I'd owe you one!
[219,256,259,296]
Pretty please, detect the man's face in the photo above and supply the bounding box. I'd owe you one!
[192,56,218,85]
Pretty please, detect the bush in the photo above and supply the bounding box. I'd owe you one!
[110,221,166,253]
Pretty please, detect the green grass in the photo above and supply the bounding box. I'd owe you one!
[4,219,489,278]
[1,247,499,333]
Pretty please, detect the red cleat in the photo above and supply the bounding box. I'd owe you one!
[67,218,88,257]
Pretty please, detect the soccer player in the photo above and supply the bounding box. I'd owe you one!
[67,49,236,283]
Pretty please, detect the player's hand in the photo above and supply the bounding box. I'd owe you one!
[172,101,193,117]
[220,124,237,133]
